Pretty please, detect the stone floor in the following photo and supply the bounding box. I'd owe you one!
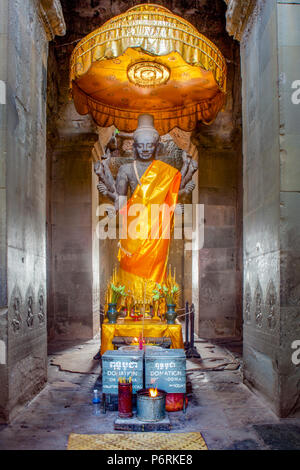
[0,336,299,450]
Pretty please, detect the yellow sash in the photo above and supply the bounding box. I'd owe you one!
[117,160,181,302]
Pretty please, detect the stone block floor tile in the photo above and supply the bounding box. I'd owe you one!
[223,406,279,427]
[252,424,300,450]
[202,426,268,450]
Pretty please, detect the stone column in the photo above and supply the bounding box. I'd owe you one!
[0,0,9,423]
[230,0,300,416]
[0,0,65,422]
[48,132,99,340]
[277,0,300,415]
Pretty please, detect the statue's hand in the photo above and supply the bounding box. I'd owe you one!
[175,203,184,215]
[190,159,198,172]
[97,182,108,196]
[94,161,101,176]
[102,148,111,160]
[184,180,196,194]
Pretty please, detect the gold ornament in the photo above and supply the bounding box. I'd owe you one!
[125,294,134,320]
[152,300,161,322]
[127,61,170,87]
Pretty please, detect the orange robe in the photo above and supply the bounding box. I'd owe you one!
[117,159,181,302]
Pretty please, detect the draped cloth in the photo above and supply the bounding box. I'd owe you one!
[117,159,181,303]
[100,321,184,355]
[70,3,227,134]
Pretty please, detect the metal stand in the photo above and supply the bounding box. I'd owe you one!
[93,304,105,360]
[184,301,189,349]
[102,393,106,414]
[183,393,186,414]
[184,303,201,359]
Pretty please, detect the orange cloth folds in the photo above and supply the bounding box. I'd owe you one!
[117,159,181,301]
[70,4,227,134]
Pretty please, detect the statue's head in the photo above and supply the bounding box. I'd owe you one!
[133,114,159,161]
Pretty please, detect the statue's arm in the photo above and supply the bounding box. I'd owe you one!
[94,157,117,202]
[178,151,198,197]
[115,165,129,209]
[179,151,190,188]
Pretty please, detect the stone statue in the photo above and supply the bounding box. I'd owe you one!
[94,114,198,307]
[94,114,198,209]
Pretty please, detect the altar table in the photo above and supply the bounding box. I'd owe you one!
[100,319,184,356]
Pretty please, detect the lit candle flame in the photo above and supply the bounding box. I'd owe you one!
[149,388,158,397]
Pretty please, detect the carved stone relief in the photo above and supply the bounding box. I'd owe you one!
[25,286,35,329]
[244,282,252,323]
[12,298,22,333]
[38,287,46,325]
[224,0,257,41]
[254,280,263,328]
[9,284,46,333]
[10,285,22,334]
[266,280,277,330]
[38,0,66,41]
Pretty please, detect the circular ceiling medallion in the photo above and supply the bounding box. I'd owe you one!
[127,61,170,87]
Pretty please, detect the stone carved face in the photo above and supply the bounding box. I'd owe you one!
[133,130,159,161]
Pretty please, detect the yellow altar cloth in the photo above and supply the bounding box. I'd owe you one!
[100,319,184,356]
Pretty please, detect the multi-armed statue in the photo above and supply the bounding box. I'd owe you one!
[94,114,198,315]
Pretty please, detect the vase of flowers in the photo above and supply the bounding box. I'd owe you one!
[152,283,179,324]
[107,284,126,324]
[107,302,118,324]
[165,303,177,324]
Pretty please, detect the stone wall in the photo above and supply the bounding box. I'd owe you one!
[46,9,100,340]
[190,3,243,338]
[240,0,300,416]
[277,0,300,417]
[0,0,49,422]
[48,132,99,340]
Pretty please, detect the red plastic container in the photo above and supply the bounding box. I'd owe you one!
[118,382,133,418]
[165,393,188,412]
